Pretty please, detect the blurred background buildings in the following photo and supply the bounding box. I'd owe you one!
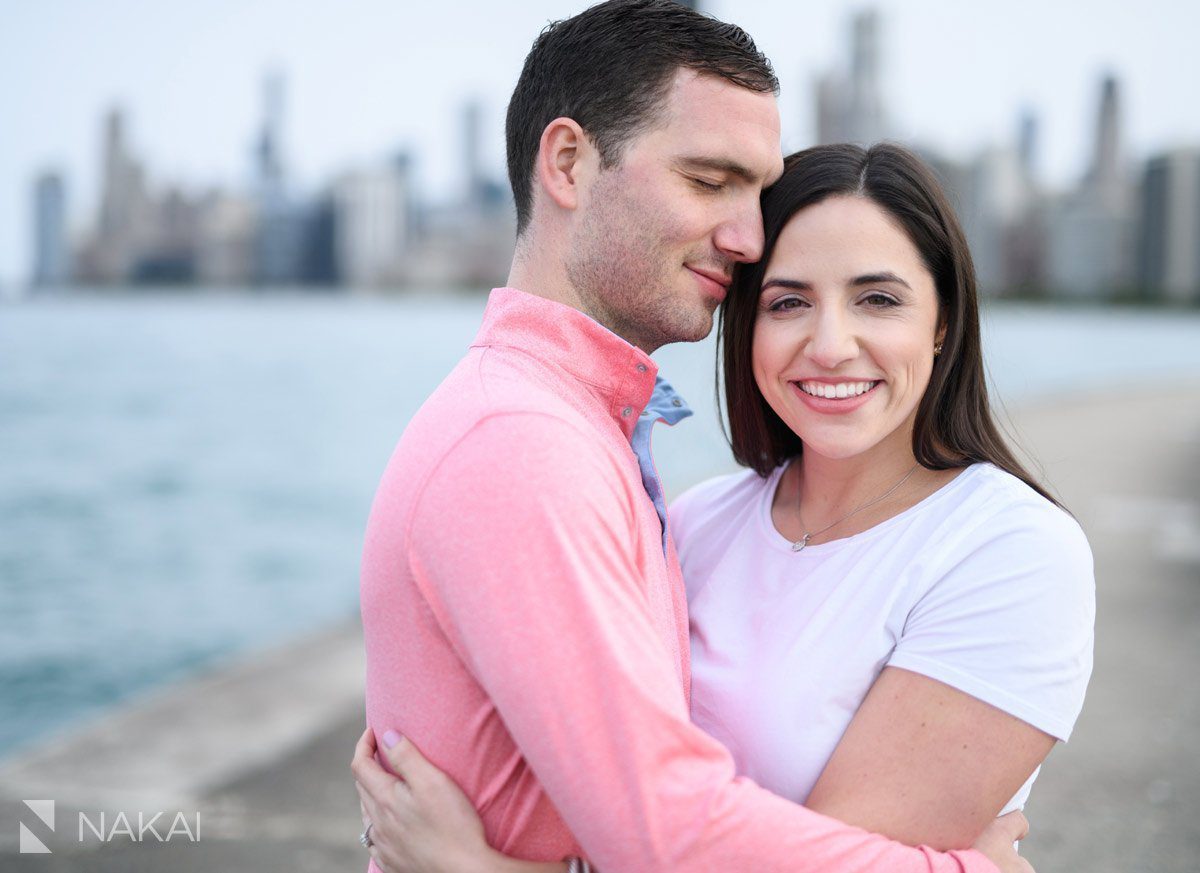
[32,75,516,293]
[20,3,1200,303]
[811,9,1196,304]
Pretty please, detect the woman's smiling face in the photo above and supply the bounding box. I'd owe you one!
[752,194,944,466]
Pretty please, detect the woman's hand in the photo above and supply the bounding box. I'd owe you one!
[352,727,493,873]
[971,811,1035,873]
[351,728,570,873]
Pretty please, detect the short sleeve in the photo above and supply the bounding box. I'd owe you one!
[887,498,1095,741]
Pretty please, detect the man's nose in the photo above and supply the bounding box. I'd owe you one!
[713,196,765,264]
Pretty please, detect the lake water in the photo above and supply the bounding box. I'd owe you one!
[1,292,1198,756]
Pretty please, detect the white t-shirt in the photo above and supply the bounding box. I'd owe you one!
[669,462,1095,813]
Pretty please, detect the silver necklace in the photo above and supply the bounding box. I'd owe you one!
[791,462,921,552]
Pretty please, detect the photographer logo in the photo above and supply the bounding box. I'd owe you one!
[16,800,200,852]
[19,800,54,854]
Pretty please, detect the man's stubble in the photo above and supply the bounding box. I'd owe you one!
[566,168,720,353]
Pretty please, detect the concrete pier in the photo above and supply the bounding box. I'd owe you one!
[1,387,1196,871]
[1009,387,1200,872]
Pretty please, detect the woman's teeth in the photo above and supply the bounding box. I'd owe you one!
[798,380,878,399]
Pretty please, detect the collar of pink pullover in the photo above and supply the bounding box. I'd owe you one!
[471,287,659,441]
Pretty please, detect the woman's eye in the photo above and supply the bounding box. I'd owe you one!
[768,296,807,312]
[862,292,899,307]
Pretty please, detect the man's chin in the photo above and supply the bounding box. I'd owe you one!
[664,311,717,346]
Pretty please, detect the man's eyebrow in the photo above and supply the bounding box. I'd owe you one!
[851,271,913,290]
[675,156,759,183]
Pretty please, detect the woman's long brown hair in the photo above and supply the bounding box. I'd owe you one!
[719,142,1062,508]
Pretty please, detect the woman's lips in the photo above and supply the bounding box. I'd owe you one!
[791,379,881,414]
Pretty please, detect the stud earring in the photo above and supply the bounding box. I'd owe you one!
[933,342,943,356]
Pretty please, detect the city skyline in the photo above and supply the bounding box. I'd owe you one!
[3,0,1199,287]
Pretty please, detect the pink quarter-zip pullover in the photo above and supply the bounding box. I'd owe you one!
[360,287,998,872]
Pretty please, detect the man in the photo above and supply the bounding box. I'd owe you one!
[356,1,1030,870]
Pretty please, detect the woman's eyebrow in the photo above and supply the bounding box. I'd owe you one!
[850,271,912,290]
[761,273,913,293]
[760,278,812,293]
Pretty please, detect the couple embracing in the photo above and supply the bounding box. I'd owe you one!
[353,1,1094,871]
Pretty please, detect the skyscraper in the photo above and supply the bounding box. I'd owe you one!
[960,145,1034,294]
[847,10,885,146]
[815,10,887,147]
[253,71,305,285]
[1089,75,1122,200]
[87,107,148,283]
[1008,108,1047,292]
[195,191,256,286]
[1018,109,1039,180]
[332,156,413,289]
[463,97,486,214]
[257,72,285,192]
[1046,72,1135,298]
[1138,149,1200,304]
[32,171,69,288]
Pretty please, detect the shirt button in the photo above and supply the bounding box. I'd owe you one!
[636,363,648,373]
[672,398,683,407]
[622,406,633,417]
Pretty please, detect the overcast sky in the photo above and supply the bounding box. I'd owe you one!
[2,0,1196,286]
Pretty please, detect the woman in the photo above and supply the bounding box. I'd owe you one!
[354,143,1094,871]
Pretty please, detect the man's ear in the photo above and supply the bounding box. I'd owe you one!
[535,117,595,213]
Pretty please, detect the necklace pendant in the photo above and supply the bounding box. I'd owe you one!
[791,534,810,553]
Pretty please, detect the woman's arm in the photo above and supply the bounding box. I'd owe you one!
[805,666,1055,849]
[805,493,1093,849]
[352,728,573,873]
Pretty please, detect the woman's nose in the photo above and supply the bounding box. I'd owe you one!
[804,309,858,369]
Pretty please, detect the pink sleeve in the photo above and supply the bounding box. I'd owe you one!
[407,412,998,873]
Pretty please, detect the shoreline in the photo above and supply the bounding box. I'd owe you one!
[1,385,1197,870]
[0,618,365,853]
